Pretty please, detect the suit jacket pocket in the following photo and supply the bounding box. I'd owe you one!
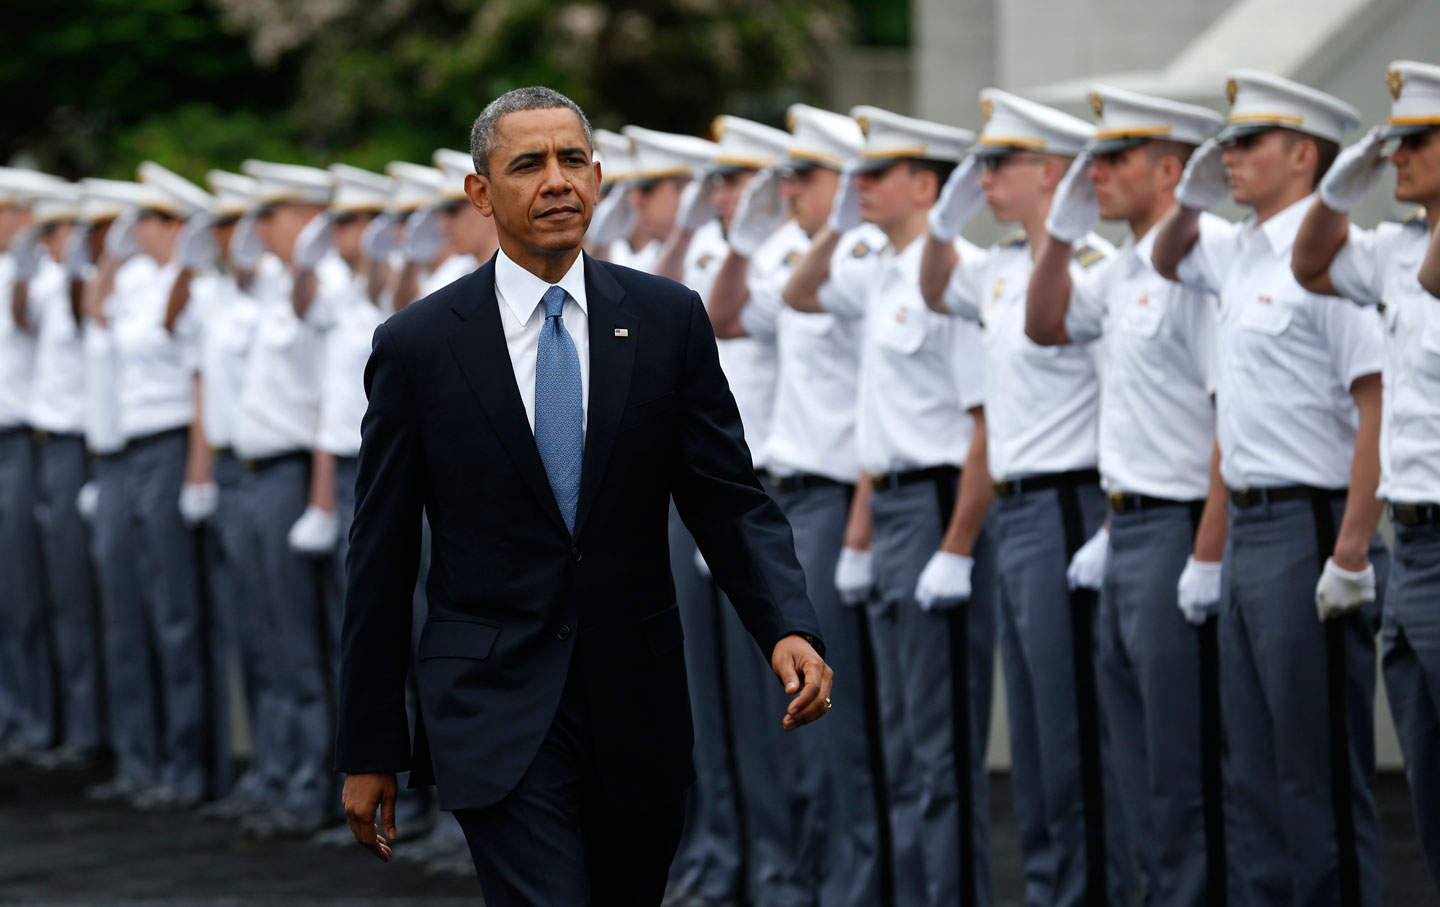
[641,605,685,657]
[418,619,500,660]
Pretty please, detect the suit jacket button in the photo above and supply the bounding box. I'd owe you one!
[570,547,582,562]
[556,625,572,640]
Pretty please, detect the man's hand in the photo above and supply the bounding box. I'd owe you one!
[342,771,399,862]
[771,634,833,732]
[1320,126,1386,213]
[1066,526,1109,591]
[928,156,985,241]
[1315,556,1375,622]
[1175,138,1229,211]
[1176,556,1223,626]
[826,163,863,235]
[833,546,873,607]
[1045,152,1099,244]
[915,550,973,611]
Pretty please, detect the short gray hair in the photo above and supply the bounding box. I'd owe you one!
[469,87,594,177]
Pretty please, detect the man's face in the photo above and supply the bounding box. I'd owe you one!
[0,205,32,249]
[1089,145,1163,223]
[857,161,926,230]
[1390,129,1440,205]
[1220,129,1306,210]
[135,210,182,260]
[256,202,323,264]
[331,212,374,262]
[789,165,839,237]
[978,151,1051,224]
[39,223,74,261]
[211,219,237,263]
[467,107,597,258]
[630,178,683,243]
[712,170,755,230]
[444,201,499,259]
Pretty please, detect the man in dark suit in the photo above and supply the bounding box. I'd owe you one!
[335,86,834,906]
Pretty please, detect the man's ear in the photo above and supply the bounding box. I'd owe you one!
[593,159,603,188]
[465,173,493,217]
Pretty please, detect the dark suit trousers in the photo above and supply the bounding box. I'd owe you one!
[452,654,687,906]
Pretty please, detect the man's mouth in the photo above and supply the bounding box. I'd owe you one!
[537,206,579,221]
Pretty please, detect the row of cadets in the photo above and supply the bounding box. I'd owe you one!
[1151,71,1388,905]
[1024,87,1231,905]
[703,104,893,907]
[1290,60,1440,899]
[588,126,694,273]
[783,104,1000,907]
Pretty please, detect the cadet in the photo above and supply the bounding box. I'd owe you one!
[1025,86,1230,905]
[784,105,995,907]
[383,160,444,309]
[920,89,1127,907]
[1289,60,1440,895]
[1151,70,1387,907]
[586,129,656,269]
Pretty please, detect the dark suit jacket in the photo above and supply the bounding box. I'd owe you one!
[334,252,822,813]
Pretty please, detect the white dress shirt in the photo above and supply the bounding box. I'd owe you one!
[27,255,86,435]
[422,253,480,298]
[195,272,261,450]
[112,257,199,441]
[317,274,385,458]
[1065,221,1220,501]
[947,232,1112,481]
[608,238,661,275]
[494,245,589,433]
[1176,195,1384,490]
[233,253,325,459]
[1328,215,1440,503]
[0,253,36,429]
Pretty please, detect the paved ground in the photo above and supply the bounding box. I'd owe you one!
[1,760,1433,905]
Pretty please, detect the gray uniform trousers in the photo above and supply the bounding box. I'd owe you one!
[1098,502,1225,907]
[239,453,332,816]
[1382,515,1440,892]
[774,478,888,907]
[993,477,1130,907]
[0,430,55,748]
[90,453,160,782]
[869,470,996,907]
[1221,493,1388,907]
[122,429,210,797]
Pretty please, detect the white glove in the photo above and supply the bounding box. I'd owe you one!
[76,482,100,523]
[1176,556,1223,626]
[928,156,985,241]
[103,209,140,261]
[292,215,334,271]
[834,547,873,607]
[9,228,41,282]
[1320,126,1386,213]
[692,548,712,580]
[1066,526,1110,591]
[1045,152,1100,243]
[588,186,636,247]
[287,505,340,557]
[915,551,973,612]
[728,169,786,257]
[826,163,863,235]
[678,174,720,232]
[400,207,445,263]
[1175,138,1229,211]
[177,481,219,527]
[177,214,217,271]
[360,212,398,262]
[228,214,265,271]
[63,226,93,278]
[1315,557,1375,621]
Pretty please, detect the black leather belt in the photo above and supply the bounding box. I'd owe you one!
[771,473,852,495]
[241,450,310,474]
[0,425,31,441]
[992,468,1101,499]
[1106,491,1203,514]
[1227,485,1346,509]
[32,430,83,445]
[126,426,189,451]
[868,465,959,494]
[1391,501,1440,527]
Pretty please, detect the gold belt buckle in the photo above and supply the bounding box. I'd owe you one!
[1392,502,1419,526]
[868,473,887,494]
[242,458,259,474]
[31,429,50,445]
[991,480,1011,499]
[1106,491,1126,512]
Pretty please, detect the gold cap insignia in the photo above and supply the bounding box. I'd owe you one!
[855,116,870,137]
[1387,69,1405,101]
[710,116,728,140]
[1088,92,1104,118]
[981,98,994,123]
[786,109,798,133]
[1225,78,1239,107]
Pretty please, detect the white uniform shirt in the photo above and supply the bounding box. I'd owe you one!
[113,257,198,441]
[822,229,986,475]
[82,325,123,455]
[1065,222,1220,500]
[947,232,1112,481]
[232,254,324,459]
[1176,195,1384,490]
[0,253,36,428]
[421,253,479,299]
[195,272,261,451]
[494,245,590,432]
[27,255,86,435]
[316,273,385,458]
[1328,214,1440,503]
[686,220,777,468]
[608,238,661,275]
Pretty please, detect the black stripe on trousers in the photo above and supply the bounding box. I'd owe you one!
[1055,484,1107,907]
[930,473,976,907]
[1307,496,1362,907]
[1186,502,1226,907]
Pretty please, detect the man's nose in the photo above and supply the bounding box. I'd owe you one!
[539,156,570,194]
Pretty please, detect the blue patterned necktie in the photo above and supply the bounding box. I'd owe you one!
[533,285,583,533]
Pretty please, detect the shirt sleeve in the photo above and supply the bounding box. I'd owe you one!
[1062,256,1110,344]
[951,316,987,411]
[1174,214,1236,297]
[1327,223,1387,307]
[1313,290,1385,390]
[739,267,784,341]
[944,244,994,323]
[817,236,876,319]
[1185,288,1220,396]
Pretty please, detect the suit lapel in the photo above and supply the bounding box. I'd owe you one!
[446,260,568,536]
[573,256,636,539]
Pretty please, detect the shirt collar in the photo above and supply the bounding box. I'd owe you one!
[1243,193,1316,257]
[494,244,588,324]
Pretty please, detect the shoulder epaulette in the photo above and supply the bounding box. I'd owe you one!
[1073,242,1107,269]
[1401,206,1428,228]
[999,228,1027,249]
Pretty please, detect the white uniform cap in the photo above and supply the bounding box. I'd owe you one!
[850,105,975,174]
[710,116,791,171]
[0,167,68,210]
[431,149,474,202]
[241,159,333,207]
[78,178,145,224]
[79,171,180,218]
[1084,85,1225,155]
[328,163,392,214]
[138,162,213,218]
[973,90,1092,158]
[206,171,257,219]
[622,126,717,182]
[594,129,636,185]
[385,161,444,213]
[1383,60,1440,140]
[784,104,863,171]
[31,181,80,226]
[1217,70,1359,145]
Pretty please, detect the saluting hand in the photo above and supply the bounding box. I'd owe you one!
[771,635,834,731]
[342,771,399,862]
